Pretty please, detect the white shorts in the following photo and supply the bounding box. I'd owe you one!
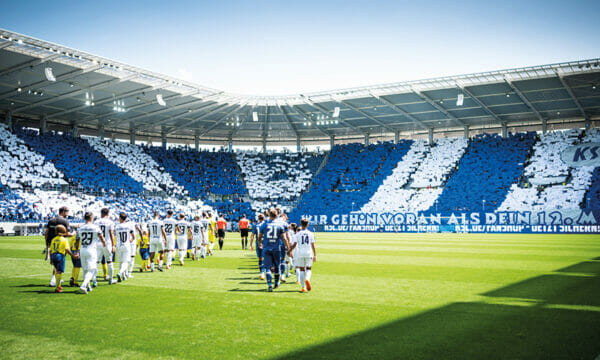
[116,246,130,263]
[166,237,176,251]
[176,237,187,251]
[295,256,313,268]
[202,231,209,245]
[130,242,137,256]
[96,246,112,262]
[149,241,164,253]
[192,236,202,248]
[80,248,98,272]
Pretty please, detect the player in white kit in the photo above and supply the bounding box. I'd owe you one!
[114,212,136,282]
[190,215,204,261]
[176,214,191,266]
[200,212,211,259]
[76,212,106,294]
[147,211,167,272]
[128,222,142,277]
[95,208,115,285]
[163,209,177,269]
[287,218,316,293]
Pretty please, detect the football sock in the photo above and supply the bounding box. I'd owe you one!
[274,273,280,284]
[92,268,98,282]
[151,262,155,271]
[266,271,272,286]
[219,239,223,250]
[102,263,108,277]
[129,257,135,273]
[108,263,113,280]
[241,239,244,249]
[119,262,127,277]
[299,270,305,286]
[179,250,185,262]
[295,268,300,282]
[55,274,62,290]
[159,258,164,267]
[50,274,56,286]
[82,271,93,288]
[72,267,80,282]
[306,269,312,281]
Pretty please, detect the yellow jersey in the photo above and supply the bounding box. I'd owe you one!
[68,235,79,251]
[50,236,70,255]
[209,219,216,241]
[137,235,149,249]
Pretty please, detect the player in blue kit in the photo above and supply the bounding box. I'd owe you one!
[258,209,290,292]
[249,214,265,279]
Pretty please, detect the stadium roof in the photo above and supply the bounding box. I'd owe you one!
[0,28,599,144]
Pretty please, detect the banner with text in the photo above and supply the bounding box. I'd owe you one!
[300,210,600,233]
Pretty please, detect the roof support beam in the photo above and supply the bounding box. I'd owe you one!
[504,77,545,123]
[369,92,429,131]
[0,64,102,102]
[332,97,396,133]
[457,85,504,124]
[0,53,60,77]
[279,104,300,139]
[15,73,138,113]
[411,89,466,127]
[193,102,248,137]
[555,72,590,123]
[136,100,225,131]
[0,41,13,50]
[228,106,253,139]
[303,97,367,135]
[165,98,244,133]
[262,105,269,142]
[291,105,332,137]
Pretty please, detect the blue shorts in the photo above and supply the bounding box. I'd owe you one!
[51,253,66,273]
[263,249,281,274]
[187,239,192,250]
[71,251,81,268]
[139,248,150,260]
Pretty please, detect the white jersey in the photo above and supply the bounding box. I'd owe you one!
[114,222,135,248]
[294,229,315,257]
[191,220,203,239]
[147,219,164,242]
[95,217,114,247]
[163,218,177,241]
[201,218,210,232]
[77,223,103,250]
[176,220,190,238]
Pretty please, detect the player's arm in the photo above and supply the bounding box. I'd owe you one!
[249,232,255,250]
[311,235,316,262]
[136,225,144,240]
[129,230,135,243]
[161,227,167,246]
[282,230,290,249]
[257,232,263,250]
[187,226,192,239]
[65,242,78,258]
[99,232,106,247]
[110,229,116,252]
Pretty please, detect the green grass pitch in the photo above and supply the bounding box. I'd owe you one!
[0,232,599,359]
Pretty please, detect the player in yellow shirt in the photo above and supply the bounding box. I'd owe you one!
[138,230,150,272]
[208,211,216,256]
[68,232,81,287]
[50,225,78,293]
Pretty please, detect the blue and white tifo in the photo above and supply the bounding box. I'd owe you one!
[0,29,599,234]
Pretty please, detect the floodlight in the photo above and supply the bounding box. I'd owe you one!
[252,111,258,122]
[333,107,340,118]
[156,94,167,106]
[44,67,56,82]
[456,94,464,106]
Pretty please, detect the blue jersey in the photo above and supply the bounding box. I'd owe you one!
[259,219,285,251]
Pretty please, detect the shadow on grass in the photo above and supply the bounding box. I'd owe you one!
[270,259,600,360]
[228,288,298,293]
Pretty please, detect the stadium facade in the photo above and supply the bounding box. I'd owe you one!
[0,29,599,234]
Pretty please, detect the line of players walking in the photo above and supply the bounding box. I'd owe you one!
[46,205,316,294]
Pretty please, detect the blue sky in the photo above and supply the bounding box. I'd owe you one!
[1,0,599,95]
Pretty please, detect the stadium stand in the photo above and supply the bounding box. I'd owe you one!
[0,124,66,190]
[361,137,468,213]
[498,129,600,216]
[15,127,144,194]
[87,137,185,195]
[428,132,536,214]
[236,151,325,213]
[144,146,247,198]
[291,141,412,220]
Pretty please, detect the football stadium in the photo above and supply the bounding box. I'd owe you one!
[0,1,599,359]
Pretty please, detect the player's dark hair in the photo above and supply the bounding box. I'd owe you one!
[153,211,160,218]
[290,223,297,231]
[84,211,93,221]
[195,215,200,220]
[269,209,277,219]
[179,213,185,219]
[258,214,264,221]
[56,224,67,235]
[59,206,69,215]
[242,214,246,218]
[119,212,127,221]
[167,209,174,216]
[300,218,309,228]
[101,208,109,217]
